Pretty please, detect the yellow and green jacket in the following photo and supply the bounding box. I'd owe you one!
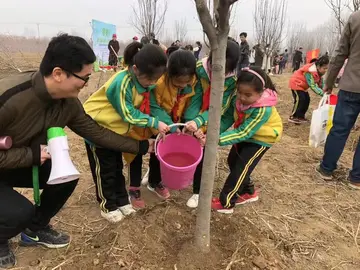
[83,68,158,137]
[150,73,198,132]
[187,58,237,130]
[219,94,283,147]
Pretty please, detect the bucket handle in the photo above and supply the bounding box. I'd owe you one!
[154,123,187,156]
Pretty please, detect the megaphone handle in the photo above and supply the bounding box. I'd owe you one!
[32,166,41,206]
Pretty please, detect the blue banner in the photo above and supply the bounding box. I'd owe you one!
[91,19,116,70]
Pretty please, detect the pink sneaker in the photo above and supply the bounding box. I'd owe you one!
[211,198,234,214]
[129,189,146,209]
[236,190,259,205]
[147,183,170,200]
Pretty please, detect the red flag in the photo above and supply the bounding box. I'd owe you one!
[306,49,320,63]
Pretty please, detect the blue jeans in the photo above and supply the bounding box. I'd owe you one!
[321,90,360,183]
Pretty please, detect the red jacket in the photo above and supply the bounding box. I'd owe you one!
[289,63,321,91]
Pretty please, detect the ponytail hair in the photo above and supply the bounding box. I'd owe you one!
[123,43,167,76]
[124,42,143,66]
[315,55,329,67]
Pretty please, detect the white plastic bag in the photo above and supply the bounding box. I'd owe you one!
[309,95,335,148]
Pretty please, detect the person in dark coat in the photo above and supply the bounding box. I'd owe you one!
[254,44,264,67]
[292,47,303,72]
[238,32,250,69]
[194,41,202,60]
[108,34,120,67]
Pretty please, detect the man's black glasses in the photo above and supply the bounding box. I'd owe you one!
[62,68,91,83]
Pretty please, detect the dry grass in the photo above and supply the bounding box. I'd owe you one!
[2,58,360,269]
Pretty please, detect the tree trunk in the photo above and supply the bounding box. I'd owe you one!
[194,36,227,252]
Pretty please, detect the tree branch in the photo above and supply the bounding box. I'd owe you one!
[217,0,238,36]
[194,0,217,43]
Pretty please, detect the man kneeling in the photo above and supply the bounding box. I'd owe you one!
[0,34,153,268]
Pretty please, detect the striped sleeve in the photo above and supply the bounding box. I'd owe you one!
[220,97,235,133]
[106,74,158,129]
[183,81,203,123]
[219,107,271,146]
[305,73,324,96]
[150,90,176,132]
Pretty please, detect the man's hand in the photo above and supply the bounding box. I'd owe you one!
[158,121,170,134]
[323,85,333,95]
[147,139,155,153]
[184,120,198,133]
[40,145,51,165]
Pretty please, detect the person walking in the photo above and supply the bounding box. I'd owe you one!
[316,11,360,189]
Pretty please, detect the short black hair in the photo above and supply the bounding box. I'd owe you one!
[40,33,96,77]
[124,42,167,76]
[185,45,193,51]
[285,49,288,52]
[168,49,196,78]
[141,36,150,44]
[240,32,247,38]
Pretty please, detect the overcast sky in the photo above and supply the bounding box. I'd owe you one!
[0,0,332,42]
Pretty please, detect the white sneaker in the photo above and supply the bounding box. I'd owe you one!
[101,209,124,223]
[119,204,136,216]
[186,194,199,208]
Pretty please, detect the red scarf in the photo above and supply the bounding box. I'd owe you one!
[139,92,150,114]
[234,110,246,128]
[201,84,211,112]
[172,94,186,122]
[201,67,211,112]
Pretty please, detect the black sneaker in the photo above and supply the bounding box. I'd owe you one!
[20,225,70,248]
[0,242,15,269]
[316,165,333,181]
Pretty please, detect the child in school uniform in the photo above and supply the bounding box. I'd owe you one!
[128,48,199,209]
[198,67,283,213]
[288,56,329,124]
[83,42,169,223]
[184,40,240,208]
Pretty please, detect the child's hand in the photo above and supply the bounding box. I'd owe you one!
[184,121,198,133]
[158,121,170,134]
[198,135,206,147]
[194,130,206,146]
[194,129,204,139]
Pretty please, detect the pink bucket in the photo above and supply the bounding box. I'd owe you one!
[156,132,203,190]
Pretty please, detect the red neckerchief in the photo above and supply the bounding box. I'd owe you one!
[201,61,211,112]
[234,110,246,128]
[139,92,150,114]
[171,93,186,122]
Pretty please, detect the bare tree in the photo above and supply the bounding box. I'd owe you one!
[324,0,359,36]
[324,0,346,36]
[194,0,238,253]
[347,0,360,10]
[173,19,188,41]
[254,0,287,70]
[130,0,168,37]
[287,22,306,54]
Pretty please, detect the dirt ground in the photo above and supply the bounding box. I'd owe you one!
[3,69,360,270]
